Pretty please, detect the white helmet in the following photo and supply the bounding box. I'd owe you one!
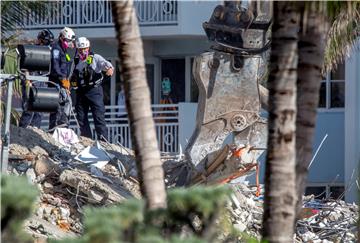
[60,27,75,41]
[75,37,90,49]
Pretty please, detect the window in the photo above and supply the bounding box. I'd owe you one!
[114,60,156,105]
[305,185,345,200]
[319,62,345,109]
[161,58,185,103]
[305,186,327,199]
[329,186,345,199]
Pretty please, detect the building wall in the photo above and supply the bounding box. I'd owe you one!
[153,38,211,57]
[90,39,155,58]
[178,1,219,36]
[308,112,344,183]
[89,38,211,62]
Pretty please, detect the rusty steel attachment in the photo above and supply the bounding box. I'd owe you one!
[185,1,271,172]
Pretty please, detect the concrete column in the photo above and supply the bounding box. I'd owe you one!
[344,41,360,202]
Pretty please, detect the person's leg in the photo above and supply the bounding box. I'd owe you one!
[48,112,58,131]
[75,90,92,138]
[47,82,59,131]
[30,112,43,129]
[86,86,107,141]
[19,111,34,128]
[56,88,71,128]
[19,79,32,128]
[56,105,69,128]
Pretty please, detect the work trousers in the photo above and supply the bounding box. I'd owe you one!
[49,87,71,131]
[75,85,107,141]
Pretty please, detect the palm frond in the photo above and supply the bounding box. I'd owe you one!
[0,100,21,126]
[1,1,52,45]
[2,48,22,97]
[324,1,360,73]
[0,49,22,125]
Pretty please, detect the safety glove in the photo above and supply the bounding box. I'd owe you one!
[61,78,70,90]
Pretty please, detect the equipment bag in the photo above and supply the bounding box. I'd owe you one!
[26,86,60,112]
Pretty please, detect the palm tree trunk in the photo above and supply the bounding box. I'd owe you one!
[295,2,328,217]
[111,0,167,210]
[262,2,300,242]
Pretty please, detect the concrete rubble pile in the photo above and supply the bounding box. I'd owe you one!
[228,186,359,242]
[8,125,141,240]
[183,144,359,242]
[229,183,264,240]
[7,126,358,242]
[295,196,358,243]
[228,184,359,242]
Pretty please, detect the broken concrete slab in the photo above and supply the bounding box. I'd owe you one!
[59,169,134,204]
[25,216,78,240]
[34,155,61,176]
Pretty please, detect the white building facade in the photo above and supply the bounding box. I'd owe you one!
[21,0,359,202]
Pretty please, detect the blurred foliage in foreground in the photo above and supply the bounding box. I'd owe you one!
[1,175,38,243]
[2,174,263,242]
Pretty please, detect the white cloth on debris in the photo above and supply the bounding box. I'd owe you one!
[52,128,79,147]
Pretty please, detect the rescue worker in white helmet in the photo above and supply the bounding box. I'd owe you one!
[70,37,114,141]
[48,27,76,131]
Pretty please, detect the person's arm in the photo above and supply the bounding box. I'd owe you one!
[51,48,67,80]
[94,54,113,76]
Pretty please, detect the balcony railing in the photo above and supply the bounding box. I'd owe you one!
[24,0,178,29]
[38,104,179,153]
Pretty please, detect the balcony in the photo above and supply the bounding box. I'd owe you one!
[37,104,180,153]
[24,0,178,29]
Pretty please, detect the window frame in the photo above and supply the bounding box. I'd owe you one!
[318,64,345,113]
